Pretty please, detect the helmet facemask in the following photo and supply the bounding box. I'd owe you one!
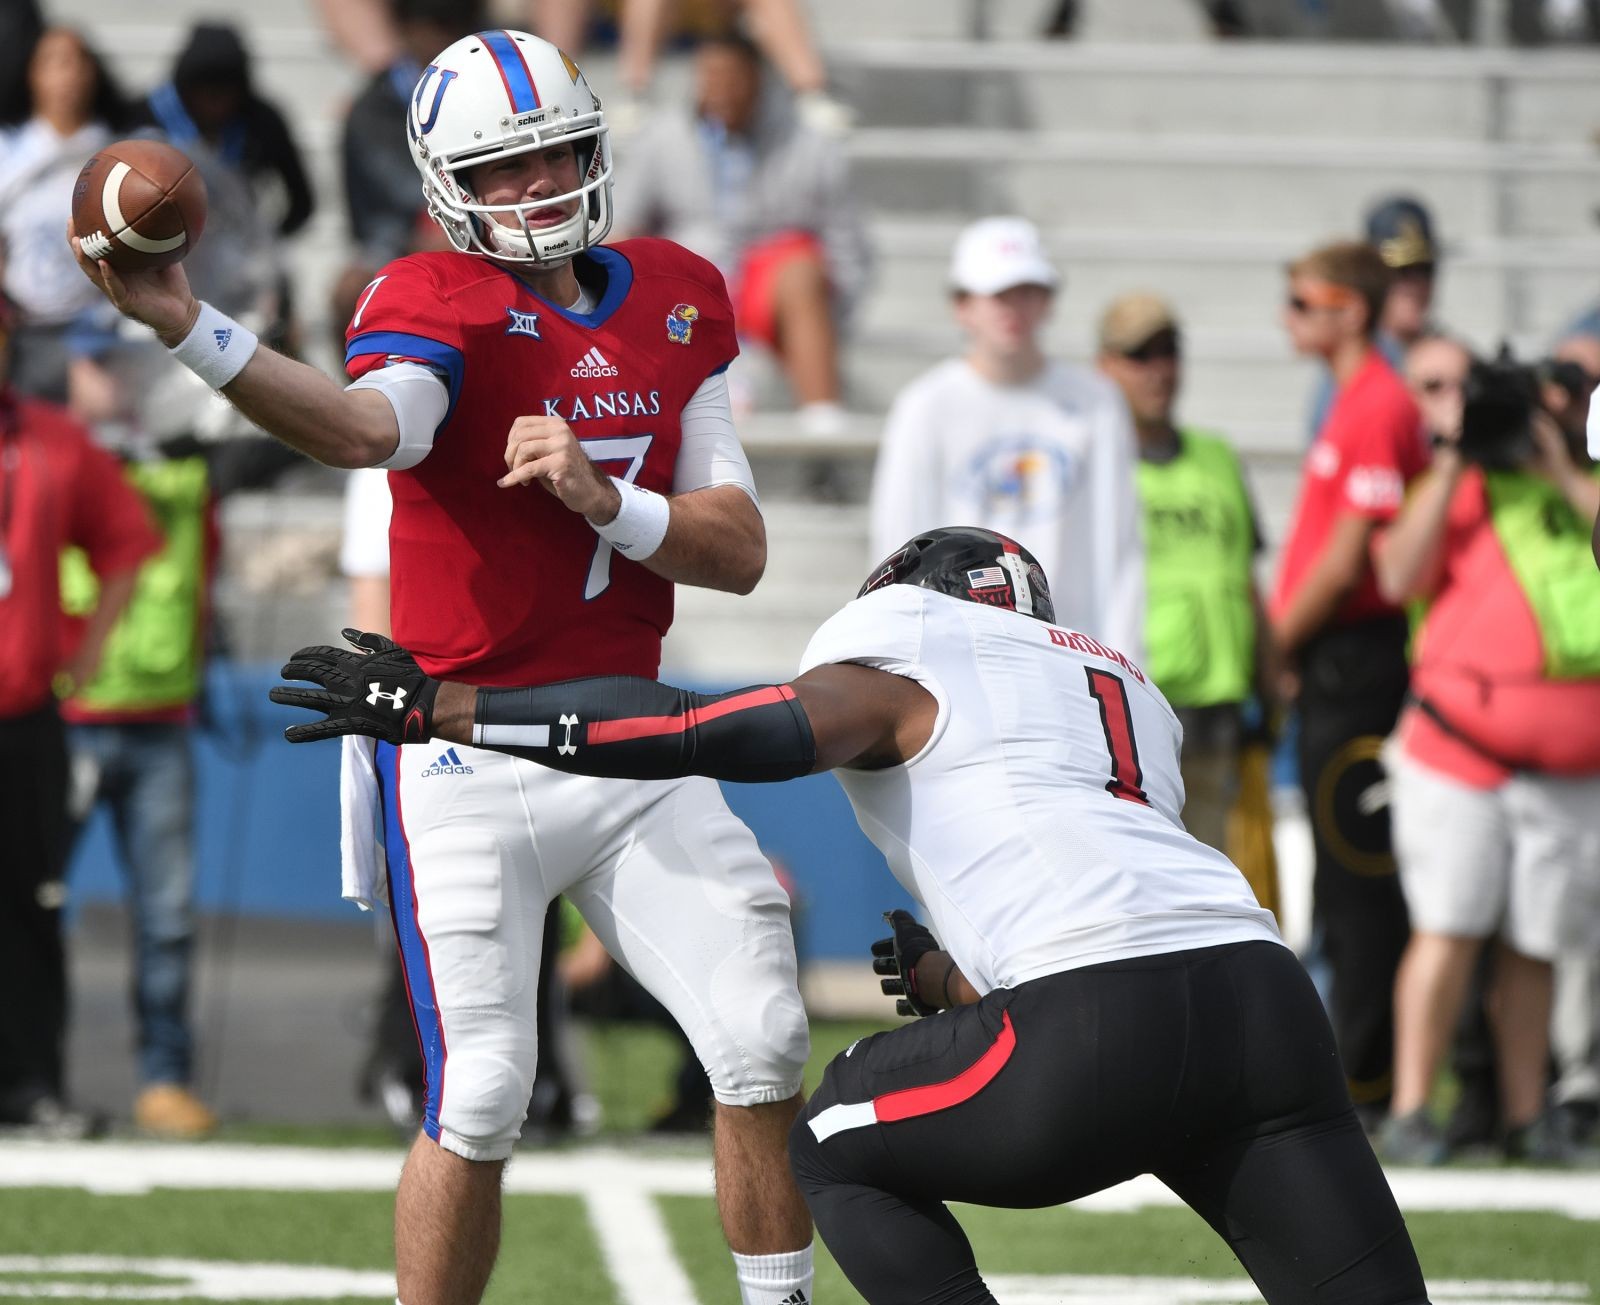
[419,121,613,266]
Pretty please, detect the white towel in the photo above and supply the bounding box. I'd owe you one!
[340,735,388,911]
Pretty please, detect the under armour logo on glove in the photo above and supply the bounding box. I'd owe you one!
[366,683,408,709]
[271,630,441,746]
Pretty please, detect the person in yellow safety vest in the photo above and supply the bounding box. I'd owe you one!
[1097,293,1281,909]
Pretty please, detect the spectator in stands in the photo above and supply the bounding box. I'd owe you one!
[0,290,159,1135]
[1096,292,1276,857]
[341,0,483,269]
[1373,334,1600,1164]
[136,24,314,242]
[314,0,849,135]
[132,22,314,355]
[0,1,43,128]
[871,217,1144,657]
[0,27,130,402]
[1309,195,1439,437]
[611,0,850,137]
[1274,239,1429,1122]
[1043,0,1252,38]
[620,30,869,436]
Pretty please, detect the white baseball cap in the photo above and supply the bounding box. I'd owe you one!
[949,217,1060,296]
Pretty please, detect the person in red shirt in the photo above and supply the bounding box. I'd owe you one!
[1373,335,1600,1164]
[1273,240,1428,1121]
[0,296,159,1132]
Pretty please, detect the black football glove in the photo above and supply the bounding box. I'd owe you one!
[269,629,441,745]
[870,909,942,1018]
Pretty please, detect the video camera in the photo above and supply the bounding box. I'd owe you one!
[1459,346,1593,469]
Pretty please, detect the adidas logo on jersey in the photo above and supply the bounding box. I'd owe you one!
[420,747,474,778]
[570,347,619,378]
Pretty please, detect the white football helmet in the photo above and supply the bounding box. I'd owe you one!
[406,30,613,265]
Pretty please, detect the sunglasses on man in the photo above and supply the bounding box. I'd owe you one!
[1285,282,1361,316]
[1414,375,1464,396]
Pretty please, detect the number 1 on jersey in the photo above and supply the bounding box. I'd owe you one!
[578,434,655,600]
[1085,668,1150,806]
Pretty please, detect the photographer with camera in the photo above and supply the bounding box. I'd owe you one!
[1374,335,1600,1165]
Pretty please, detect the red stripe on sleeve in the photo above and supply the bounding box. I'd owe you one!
[873,1010,1016,1123]
[585,684,796,746]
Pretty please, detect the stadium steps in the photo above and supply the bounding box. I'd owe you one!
[829,39,1600,145]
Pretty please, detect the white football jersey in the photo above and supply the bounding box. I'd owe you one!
[798,586,1282,994]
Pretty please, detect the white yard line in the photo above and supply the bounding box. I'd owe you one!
[0,1144,713,1305]
[583,1184,703,1305]
[985,1275,1590,1305]
[0,1255,397,1301]
[3,1143,1598,1220]
[1070,1168,1600,1221]
[0,1143,715,1198]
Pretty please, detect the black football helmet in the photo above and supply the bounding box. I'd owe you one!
[858,527,1055,624]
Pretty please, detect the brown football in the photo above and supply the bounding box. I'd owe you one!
[72,139,207,272]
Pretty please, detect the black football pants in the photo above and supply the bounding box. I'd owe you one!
[789,941,1429,1305]
[1297,617,1412,1110]
[0,704,71,1116]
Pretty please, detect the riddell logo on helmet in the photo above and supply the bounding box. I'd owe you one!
[570,348,619,378]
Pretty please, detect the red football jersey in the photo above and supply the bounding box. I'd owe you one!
[345,239,739,685]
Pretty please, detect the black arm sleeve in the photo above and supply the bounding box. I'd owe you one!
[472,676,817,783]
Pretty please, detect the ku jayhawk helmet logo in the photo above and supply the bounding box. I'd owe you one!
[666,303,699,345]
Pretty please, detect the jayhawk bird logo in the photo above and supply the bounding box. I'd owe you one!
[666,303,699,345]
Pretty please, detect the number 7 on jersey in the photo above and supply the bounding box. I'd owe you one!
[579,434,654,600]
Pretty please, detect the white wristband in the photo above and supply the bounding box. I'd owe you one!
[168,301,258,390]
[593,477,670,561]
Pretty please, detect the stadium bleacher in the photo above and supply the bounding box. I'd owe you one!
[77,0,1600,679]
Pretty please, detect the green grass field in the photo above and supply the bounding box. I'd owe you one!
[2,1019,1597,1304]
[2,1181,1597,1303]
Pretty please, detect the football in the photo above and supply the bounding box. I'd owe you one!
[72,139,207,272]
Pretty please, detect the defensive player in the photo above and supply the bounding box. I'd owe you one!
[274,527,1432,1305]
[72,31,814,1305]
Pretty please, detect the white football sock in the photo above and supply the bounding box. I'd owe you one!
[732,1243,815,1305]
